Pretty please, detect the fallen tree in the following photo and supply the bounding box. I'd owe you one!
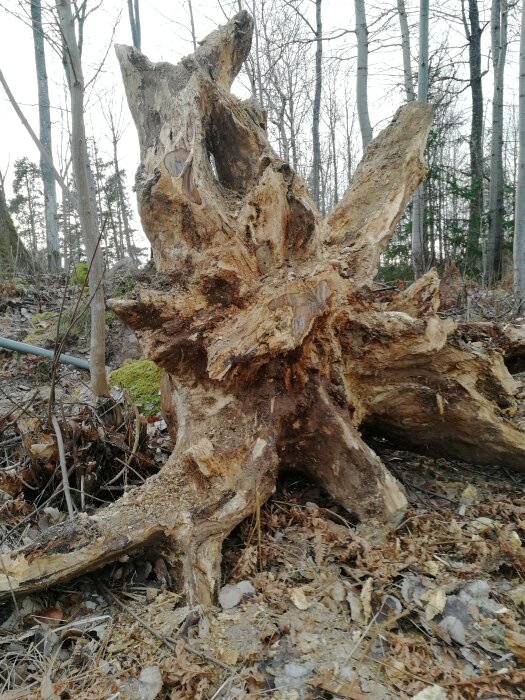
[2,11,525,606]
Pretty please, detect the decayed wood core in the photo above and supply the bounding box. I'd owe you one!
[2,11,525,606]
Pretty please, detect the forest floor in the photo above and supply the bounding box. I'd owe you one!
[0,273,524,700]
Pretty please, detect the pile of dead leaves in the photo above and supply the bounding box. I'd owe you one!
[1,452,525,698]
[0,389,172,548]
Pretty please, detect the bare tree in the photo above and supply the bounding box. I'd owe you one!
[55,0,109,397]
[354,0,373,150]
[412,0,429,278]
[104,102,138,262]
[513,0,525,306]
[462,0,484,275]
[31,0,60,272]
[311,0,322,208]
[485,0,508,285]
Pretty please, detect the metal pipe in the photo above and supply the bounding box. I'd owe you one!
[0,336,92,372]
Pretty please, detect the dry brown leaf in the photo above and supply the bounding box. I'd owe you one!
[421,587,446,621]
[346,587,364,624]
[505,628,525,663]
[25,606,64,627]
[290,586,311,610]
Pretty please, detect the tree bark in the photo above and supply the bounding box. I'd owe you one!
[514,0,525,307]
[462,0,484,275]
[3,12,525,606]
[31,0,60,273]
[485,0,508,285]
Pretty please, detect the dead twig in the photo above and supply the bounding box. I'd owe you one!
[51,414,75,520]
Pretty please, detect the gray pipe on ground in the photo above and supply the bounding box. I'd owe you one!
[0,336,92,371]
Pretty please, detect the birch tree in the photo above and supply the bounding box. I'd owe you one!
[412,0,429,278]
[485,0,508,285]
[55,0,110,397]
[513,0,525,306]
[30,0,60,273]
[354,0,373,150]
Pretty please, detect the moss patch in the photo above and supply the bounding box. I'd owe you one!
[110,359,161,415]
[71,262,88,287]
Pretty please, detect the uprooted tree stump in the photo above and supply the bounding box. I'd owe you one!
[3,11,525,605]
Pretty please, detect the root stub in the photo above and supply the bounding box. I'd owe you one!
[2,12,525,605]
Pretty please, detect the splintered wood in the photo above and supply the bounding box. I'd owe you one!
[2,11,525,605]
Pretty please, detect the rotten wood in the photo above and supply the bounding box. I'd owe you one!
[2,11,525,605]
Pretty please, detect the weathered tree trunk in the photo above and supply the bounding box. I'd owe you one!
[3,12,525,606]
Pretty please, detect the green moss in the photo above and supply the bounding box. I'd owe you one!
[71,261,88,287]
[110,359,161,415]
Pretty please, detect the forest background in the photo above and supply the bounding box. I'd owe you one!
[0,0,523,286]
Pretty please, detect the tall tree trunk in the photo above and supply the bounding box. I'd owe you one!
[397,0,415,101]
[355,0,373,150]
[411,0,429,279]
[485,0,508,286]
[31,0,60,273]
[311,0,322,208]
[462,0,484,275]
[513,0,525,306]
[127,0,141,50]
[55,0,109,398]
